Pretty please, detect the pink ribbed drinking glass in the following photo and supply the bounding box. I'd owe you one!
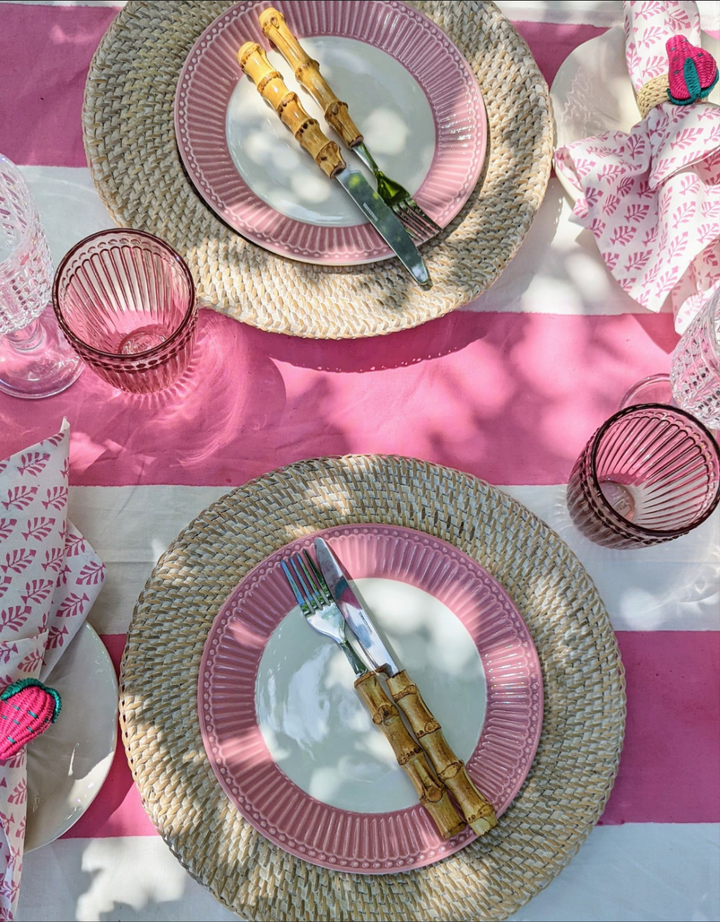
[567,404,720,548]
[52,229,197,394]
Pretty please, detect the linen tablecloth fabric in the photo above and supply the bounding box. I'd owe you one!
[0,420,105,920]
[554,0,720,333]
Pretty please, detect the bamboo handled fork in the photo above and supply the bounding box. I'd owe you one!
[281,551,466,841]
[258,7,442,241]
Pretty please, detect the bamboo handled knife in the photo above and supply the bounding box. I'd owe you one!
[315,537,498,836]
[258,7,364,150]
[282,552,466,841]
[237,42,431,289]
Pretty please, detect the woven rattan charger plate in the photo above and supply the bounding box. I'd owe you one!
[83,1,554,339]
[120,456,626,921]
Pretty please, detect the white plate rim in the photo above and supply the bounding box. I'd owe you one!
[25,623,118,852]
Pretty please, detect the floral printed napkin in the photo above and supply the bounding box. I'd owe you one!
[0,420,105,920]
[554,1,720,333]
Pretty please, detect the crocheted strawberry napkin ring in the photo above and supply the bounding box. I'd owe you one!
[666,34,718,105]
[0,679,61,762]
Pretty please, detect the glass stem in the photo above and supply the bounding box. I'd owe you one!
[5,316,45,352]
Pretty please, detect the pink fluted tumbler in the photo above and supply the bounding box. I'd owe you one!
[567,404,720,548]
[53,229,198,394]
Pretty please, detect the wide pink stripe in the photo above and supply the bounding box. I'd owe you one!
[65,633,156,839]
[65,630,719,839]
[0,4,118,167]
[601,632,720,825]
[514,21,606,86]
[0,310,677,487]
[0,2,603,167]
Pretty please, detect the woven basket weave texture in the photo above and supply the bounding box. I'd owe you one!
[82,0,554,338]
[120,455,625,922]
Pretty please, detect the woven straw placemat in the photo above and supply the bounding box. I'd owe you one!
[120,455,625,922]
[83,1,554,339]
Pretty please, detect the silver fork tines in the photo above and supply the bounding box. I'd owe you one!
[281,551,368,677]
[397,198,441,241]
[352,142,441,242]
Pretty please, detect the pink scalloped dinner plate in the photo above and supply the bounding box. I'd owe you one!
[175,0,488,265]
[198,524,543,874]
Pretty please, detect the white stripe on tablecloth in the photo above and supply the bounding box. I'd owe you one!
[466,177,673,317]
[18,166,116,266]
[16,823,720,922]
[20,167,668,318]
[68,484,720,635]
[499,0,720,30]
[5,1,720,31]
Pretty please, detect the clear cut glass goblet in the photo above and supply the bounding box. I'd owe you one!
[669,287,720,430]
[620,287,720,430]
[0,153,82,398]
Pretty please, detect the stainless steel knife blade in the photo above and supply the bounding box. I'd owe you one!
[314,536,400,676]
[335,168,431,289]
[314,536,499,835]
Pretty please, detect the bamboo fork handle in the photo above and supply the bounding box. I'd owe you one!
[258,7,364,148]
[238,42,345,178]
[354,672,466,841]
[386,670,498,836]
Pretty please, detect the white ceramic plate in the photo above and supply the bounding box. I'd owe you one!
[256,576,487,814]
[199,524,543,874]
[551,26,720,202]
[226,37,436,229]
[25,624,118,852]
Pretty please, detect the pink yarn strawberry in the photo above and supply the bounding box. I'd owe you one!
[666,34,718,106]
[0,678,61,761]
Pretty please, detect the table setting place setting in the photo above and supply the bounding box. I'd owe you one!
[0,1,718,920]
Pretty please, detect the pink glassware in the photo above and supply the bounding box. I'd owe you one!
[567,404,720,548]
[52,229,197,394]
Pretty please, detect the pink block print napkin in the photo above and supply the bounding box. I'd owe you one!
[0,420,105,920]
[555,1,720,333]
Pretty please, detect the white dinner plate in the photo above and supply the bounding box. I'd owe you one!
[255,576,487,814]
[551,26,720,202]
[25,624,118,852]
[225,37,437,229]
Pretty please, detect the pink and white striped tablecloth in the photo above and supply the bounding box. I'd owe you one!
[1,1,718,920]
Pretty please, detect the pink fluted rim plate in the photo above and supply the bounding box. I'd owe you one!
[198,524,543,874]
[174,0,488,265]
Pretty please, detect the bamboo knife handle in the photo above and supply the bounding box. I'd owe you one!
[354,672,466,841]
[237,42,345,178]
[258,7,364,148]
[386,670,498,836]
